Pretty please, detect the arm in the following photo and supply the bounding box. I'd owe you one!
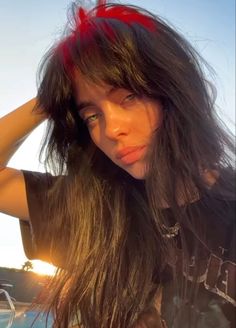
[0,98,47,220]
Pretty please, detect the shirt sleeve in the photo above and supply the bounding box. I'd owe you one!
[19,170,59,266]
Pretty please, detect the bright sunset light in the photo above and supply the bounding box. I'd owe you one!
[32,260,57,276]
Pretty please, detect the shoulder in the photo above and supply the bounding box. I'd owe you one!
[209,166,236,202]
[22,170,57,187]
[198,166,236,227]
[200,166,236,255]
[182,166,235,258]
[22,170,64,198]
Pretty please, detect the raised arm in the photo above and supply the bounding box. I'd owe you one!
[0,99,46,220]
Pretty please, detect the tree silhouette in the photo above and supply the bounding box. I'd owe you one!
[21,260,33,271]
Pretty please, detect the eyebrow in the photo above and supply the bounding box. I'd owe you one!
[77,86,120,112]
[77,101,95,112]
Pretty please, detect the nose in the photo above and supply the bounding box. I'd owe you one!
[102,102,129,140]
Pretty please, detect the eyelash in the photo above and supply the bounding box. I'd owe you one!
[84,114,99,125]
[124,93,136,102]
[83,93,137,126]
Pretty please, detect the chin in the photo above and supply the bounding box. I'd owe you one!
[124,162,147,180]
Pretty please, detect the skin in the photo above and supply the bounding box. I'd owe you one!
[74,72,163,179]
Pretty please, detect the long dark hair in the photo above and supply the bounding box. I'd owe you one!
[35,1,235,327]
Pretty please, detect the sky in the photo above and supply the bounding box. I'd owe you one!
[0,0,235,275]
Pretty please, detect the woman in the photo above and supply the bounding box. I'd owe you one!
[0,1,235,327]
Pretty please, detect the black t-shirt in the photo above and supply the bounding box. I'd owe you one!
[160,195,236,327]
[19,169,236,327]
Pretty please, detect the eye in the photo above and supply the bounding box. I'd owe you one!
[123,94,136,103]
[84,113,99,126]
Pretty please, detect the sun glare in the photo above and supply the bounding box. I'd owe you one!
[32,260,57,276]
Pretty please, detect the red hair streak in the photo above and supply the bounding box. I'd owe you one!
[77,1,157,33]
[60,1,157,75]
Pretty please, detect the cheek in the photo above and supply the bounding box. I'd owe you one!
[145,103,163,135]
[153,104,163,127]
[90,131,101,150]
[86,126,99,148]
[90,129,110,156]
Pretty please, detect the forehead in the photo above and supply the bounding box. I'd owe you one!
[73,70,127,103]
[74,71,105,96]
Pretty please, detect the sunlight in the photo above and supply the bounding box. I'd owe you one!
[32,260,57,276]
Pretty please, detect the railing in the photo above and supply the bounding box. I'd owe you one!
[0,281,16,328]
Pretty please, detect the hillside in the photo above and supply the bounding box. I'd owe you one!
[0,267,48,303]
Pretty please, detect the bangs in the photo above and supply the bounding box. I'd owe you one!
[62,18,150,94]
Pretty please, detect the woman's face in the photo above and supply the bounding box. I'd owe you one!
[74,73,163,179]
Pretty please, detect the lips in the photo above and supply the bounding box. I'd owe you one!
[116,146,146,165]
